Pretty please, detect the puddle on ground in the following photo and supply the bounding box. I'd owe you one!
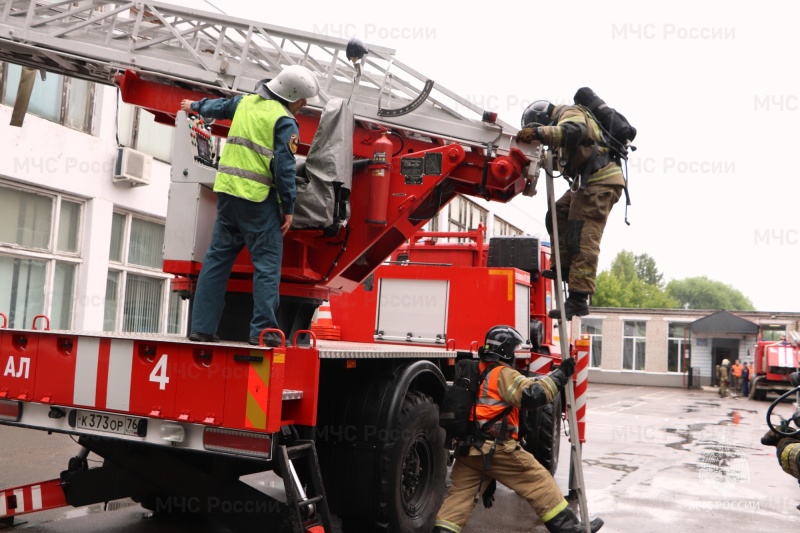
[605,451,658,459]
[665,427,693,450]
[584,459,638,474]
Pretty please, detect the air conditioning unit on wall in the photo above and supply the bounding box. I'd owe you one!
[113,146,152,186]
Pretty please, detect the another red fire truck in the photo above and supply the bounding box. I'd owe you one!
[749,334,800,400]
[0,2,589,531]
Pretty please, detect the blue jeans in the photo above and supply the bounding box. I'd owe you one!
[191,192,283,339]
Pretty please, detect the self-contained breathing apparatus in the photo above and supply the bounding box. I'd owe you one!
[521,88,637,224]
[439,326,523,504]
[439,358,501,453]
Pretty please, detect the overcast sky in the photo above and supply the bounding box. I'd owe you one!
[191,0,798,312]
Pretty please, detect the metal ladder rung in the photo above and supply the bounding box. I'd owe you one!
[298,495,324,507]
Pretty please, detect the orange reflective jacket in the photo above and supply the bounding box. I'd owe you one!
[472,364,519,440]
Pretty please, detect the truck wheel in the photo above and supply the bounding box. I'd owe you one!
[750,376,767,401]
[521,392,562,475]
[382,390,447,532]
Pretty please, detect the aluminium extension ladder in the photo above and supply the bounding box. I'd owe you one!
[544,152,593,530]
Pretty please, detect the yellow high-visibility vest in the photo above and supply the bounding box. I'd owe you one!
[214,95,294,202]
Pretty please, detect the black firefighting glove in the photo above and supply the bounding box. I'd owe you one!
[762,427,800,447]
[557,357,576,378]
[516,127,537,144]
[761,429,781,447]
[482,479,497,509]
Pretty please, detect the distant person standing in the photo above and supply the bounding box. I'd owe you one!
[741,362,751,397]
[717,359,730,398]
[731,360,742,393]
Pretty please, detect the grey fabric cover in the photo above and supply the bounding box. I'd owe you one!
[292,98,353,229]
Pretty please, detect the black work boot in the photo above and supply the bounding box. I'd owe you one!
[544,507,604,533]
[548,292,590,321]
[541,267,569,281]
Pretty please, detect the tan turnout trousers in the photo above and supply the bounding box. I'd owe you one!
[434,440,567,532]
[550,182,623,294]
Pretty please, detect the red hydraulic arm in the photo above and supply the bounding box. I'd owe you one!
[116,70,536,302]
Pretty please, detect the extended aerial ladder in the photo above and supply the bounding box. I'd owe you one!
[0,0,593,530]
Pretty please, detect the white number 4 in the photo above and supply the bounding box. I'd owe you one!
[149,354,170,390]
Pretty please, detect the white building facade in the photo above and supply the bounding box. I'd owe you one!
[1,63,181,334]
[575,308,800,388]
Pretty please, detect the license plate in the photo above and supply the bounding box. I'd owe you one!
[75,410,142,436]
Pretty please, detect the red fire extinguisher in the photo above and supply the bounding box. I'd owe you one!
[366,133,394,225]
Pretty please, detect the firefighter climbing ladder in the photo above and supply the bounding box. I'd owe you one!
[545,153,592,529]
[0,0,525,150]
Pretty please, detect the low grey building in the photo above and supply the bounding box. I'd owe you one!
[573,307,800,388]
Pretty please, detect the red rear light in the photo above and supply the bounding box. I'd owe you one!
[203,427,272,459]
[0,399,21,421]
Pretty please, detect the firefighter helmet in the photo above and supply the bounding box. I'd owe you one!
[480,325,525,365]
[267,65,320,103]
[521,100,555,128]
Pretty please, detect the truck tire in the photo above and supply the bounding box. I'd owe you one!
[521,392,562,475]
[750,376,767,401]
[381,390,447,532]
[339,390,446,533]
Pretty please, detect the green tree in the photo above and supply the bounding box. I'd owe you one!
[634,253,664,287]
[665,276,754,310]
[593,270,678,308]
[593,250,677,308]
[609,250,637,282]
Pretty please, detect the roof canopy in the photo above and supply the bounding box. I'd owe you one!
[689,310,759,334]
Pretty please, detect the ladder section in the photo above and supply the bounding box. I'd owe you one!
[276,441,333,533]
[0,0,517,147]
[544,154,592,529]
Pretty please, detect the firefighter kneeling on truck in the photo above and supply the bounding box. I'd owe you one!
[433,325,603,533]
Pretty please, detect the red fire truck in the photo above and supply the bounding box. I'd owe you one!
[0,2,588,531]
[325,225,579,476]
[749,334,800,400]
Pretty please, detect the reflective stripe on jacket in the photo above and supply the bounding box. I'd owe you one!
[472,364,520,440]
[214,94,294,202]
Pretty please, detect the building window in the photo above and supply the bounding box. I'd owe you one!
[105,212,186,334]
[1,63,94,133]
[667,323,691,373]
[423,214,440,233]
[117,101,175,163]
[760,325,786,341]
[0,183,82,329]
[447,196,487,242]
[493,216,523,237]
[581,319,603,368]
[623,321,646,371]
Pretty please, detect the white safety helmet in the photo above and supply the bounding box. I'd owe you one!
[267,65,320,103]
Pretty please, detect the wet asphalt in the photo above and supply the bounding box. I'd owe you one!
[2,384,799,532]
